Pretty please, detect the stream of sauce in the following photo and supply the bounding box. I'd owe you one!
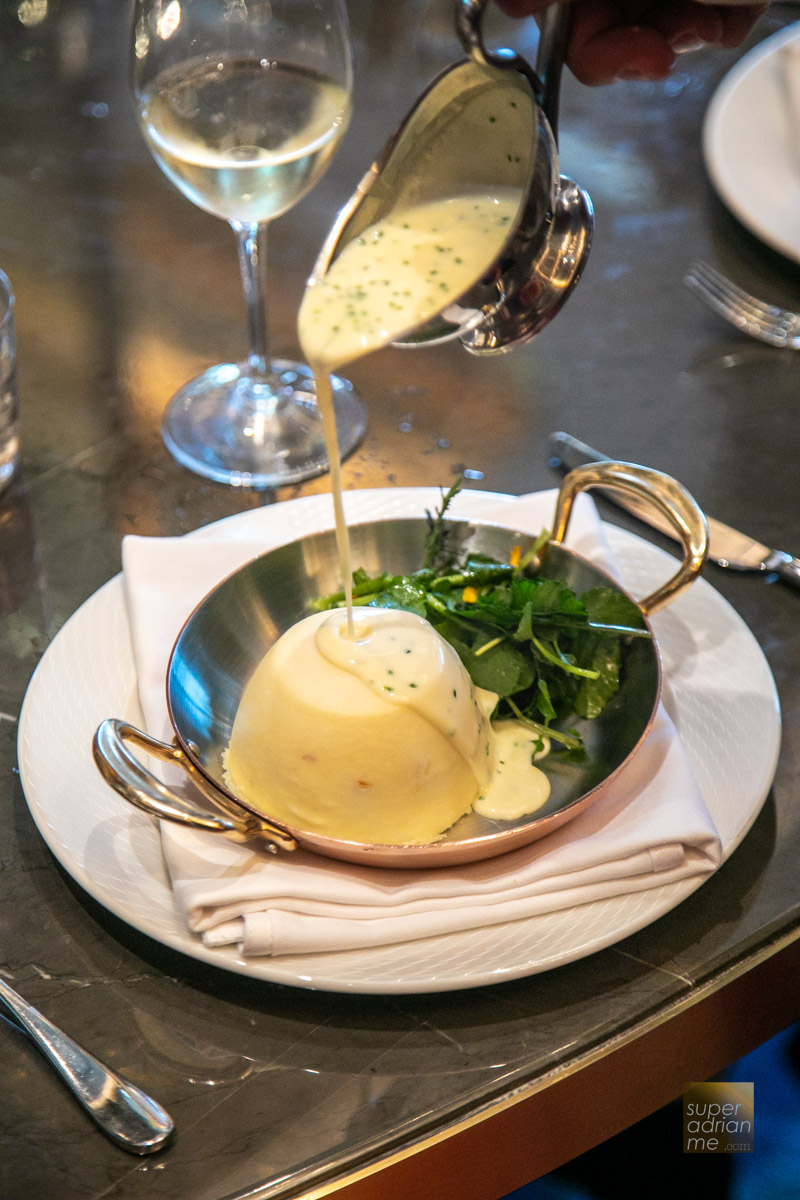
[316,607,494,791]
[296,189,551,824]
[316,609,551,824]
[298,191,520,635]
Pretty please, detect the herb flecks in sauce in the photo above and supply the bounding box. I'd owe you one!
[299,191,521,372]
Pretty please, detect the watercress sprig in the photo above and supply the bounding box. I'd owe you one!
[313,481,650,753]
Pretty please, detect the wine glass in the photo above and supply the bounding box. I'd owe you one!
[131,0,366,488]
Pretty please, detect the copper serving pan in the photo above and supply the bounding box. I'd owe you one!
[93,462,708,868]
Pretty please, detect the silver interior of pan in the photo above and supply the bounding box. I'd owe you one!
[167,517,660,854]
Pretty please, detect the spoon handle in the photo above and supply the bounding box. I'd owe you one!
[0,975,174,1154]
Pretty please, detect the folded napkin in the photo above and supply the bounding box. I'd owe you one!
[122,490,721,959]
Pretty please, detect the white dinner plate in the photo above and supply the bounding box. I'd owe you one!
[703,22,800,262]
[17,489,781,994]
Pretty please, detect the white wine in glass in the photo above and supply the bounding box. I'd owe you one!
[132,0,365,488]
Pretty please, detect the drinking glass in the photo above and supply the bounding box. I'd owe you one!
[132,0,365,488]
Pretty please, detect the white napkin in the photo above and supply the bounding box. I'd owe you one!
[122,490,721,958]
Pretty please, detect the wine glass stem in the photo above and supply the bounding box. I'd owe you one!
[233,221,270,378]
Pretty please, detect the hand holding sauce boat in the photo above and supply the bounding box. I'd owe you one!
[494,0,767,86]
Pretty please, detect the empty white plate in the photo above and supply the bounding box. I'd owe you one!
[704,23,800,262]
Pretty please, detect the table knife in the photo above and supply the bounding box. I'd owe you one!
[548,431,800,588]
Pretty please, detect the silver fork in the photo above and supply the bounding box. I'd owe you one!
[684,260,800,349]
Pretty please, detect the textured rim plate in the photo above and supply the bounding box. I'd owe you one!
[703,23,800,262]
[17,488,781,994]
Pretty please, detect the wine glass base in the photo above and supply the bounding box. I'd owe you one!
[161,360,366,489]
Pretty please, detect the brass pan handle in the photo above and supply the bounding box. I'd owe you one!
[550,461,709,616]
[92,719,296,852]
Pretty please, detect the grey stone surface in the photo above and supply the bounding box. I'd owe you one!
[1,1,799,1197]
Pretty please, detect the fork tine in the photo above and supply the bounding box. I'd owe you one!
[688,261,795,326]
[689,261,775,319]
[684,261,800,347]
[684,270,800,348]
[684,273,755,331]
[686,269,782,333]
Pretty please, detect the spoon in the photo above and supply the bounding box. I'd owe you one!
[0,974,175,1154]
[307,0,592,354]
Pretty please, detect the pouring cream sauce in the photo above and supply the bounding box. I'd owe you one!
[225,608,491,844]
[226,605,551,840]
[298,190,521,634]
[298,191,522,369]
[315,609,551,828]
[291,188,552,827]
[317,607,495,792]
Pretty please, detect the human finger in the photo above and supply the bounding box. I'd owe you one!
[636,0,724,51]
[566,2,676,83]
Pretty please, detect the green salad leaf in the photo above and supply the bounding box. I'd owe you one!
[313,481,650,755]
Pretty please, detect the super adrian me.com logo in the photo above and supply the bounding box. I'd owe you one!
[683,1083,754,1153]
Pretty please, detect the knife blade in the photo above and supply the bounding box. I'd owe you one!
[548,431,800,588]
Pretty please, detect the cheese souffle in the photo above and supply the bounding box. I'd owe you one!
[224,607,550,845]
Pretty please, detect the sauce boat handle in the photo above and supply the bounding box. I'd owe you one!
[456,1,570,141]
